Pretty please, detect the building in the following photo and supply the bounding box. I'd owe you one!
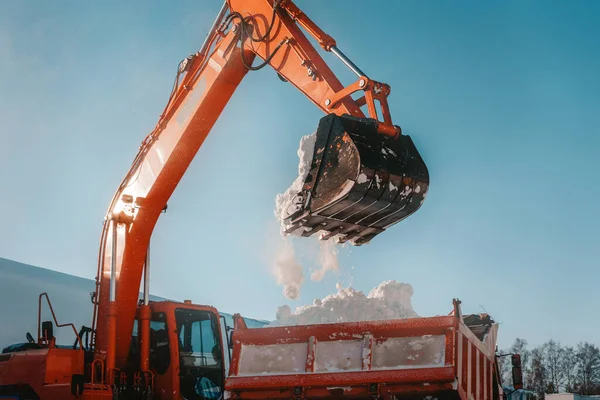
[546,394,600,400]
[503,386,536,400]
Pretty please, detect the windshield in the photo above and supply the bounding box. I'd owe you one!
[175,308,222,366]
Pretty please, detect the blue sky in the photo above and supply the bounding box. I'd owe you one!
[1,0,599,349]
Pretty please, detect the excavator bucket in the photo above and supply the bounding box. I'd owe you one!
[282,114,429,245]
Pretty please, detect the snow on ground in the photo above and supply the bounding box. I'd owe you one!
[270,280,418,326]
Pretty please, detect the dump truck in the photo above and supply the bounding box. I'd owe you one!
[225,300,521,400]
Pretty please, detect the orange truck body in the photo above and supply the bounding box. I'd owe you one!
[226,306,501,400]
[0,348,86,400]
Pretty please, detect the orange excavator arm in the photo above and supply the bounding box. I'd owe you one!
[92,0,429,374]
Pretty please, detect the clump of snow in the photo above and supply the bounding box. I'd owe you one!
[271,280,418,326]
[268,231,341,300]
[357,173,368,184]
[271,132,342,298]
[274,132,316,235]
[311,240,340,281]
[271,237,304,299]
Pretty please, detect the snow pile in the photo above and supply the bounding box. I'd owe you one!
[271,280,418,326]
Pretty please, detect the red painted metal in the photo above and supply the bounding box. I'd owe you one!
[225,311,499,400]
[228,382,457,400]
[0,348,85,399]
[231,316,455,346]
[138,304,151,372]
[227,367,456,390]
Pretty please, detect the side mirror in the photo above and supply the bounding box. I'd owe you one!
[42,321,54,341]
[511,354,523,390]
[228,329,234,350]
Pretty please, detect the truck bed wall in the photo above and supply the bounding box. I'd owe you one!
[225,315,498,400]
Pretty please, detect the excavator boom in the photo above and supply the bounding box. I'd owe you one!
[87,0,430,383]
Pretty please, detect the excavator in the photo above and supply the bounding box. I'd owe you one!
[0,0,430,399]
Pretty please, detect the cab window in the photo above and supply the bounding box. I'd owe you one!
[150,312,170,375]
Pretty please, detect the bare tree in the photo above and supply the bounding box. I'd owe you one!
[528,347,548,398]
[575,342,600,395]
[498,353,510,385]
[562,346,578,393]
[543,340,565,393]
[497,338,600,396]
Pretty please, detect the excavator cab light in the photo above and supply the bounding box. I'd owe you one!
[283,113,429,245]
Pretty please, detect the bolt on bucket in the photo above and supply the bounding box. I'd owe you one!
[281,114,429,246]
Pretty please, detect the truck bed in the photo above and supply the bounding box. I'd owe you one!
[225,309,499,400]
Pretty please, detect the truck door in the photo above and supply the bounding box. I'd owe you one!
[175,308,224,400]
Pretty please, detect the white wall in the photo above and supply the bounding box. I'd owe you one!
[0,258,268,350]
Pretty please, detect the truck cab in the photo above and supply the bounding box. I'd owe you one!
[141,301,226,400]
[0,299,232,400]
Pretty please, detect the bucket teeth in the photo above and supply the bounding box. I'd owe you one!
[319,227,343,241]
[282,113,429,245]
